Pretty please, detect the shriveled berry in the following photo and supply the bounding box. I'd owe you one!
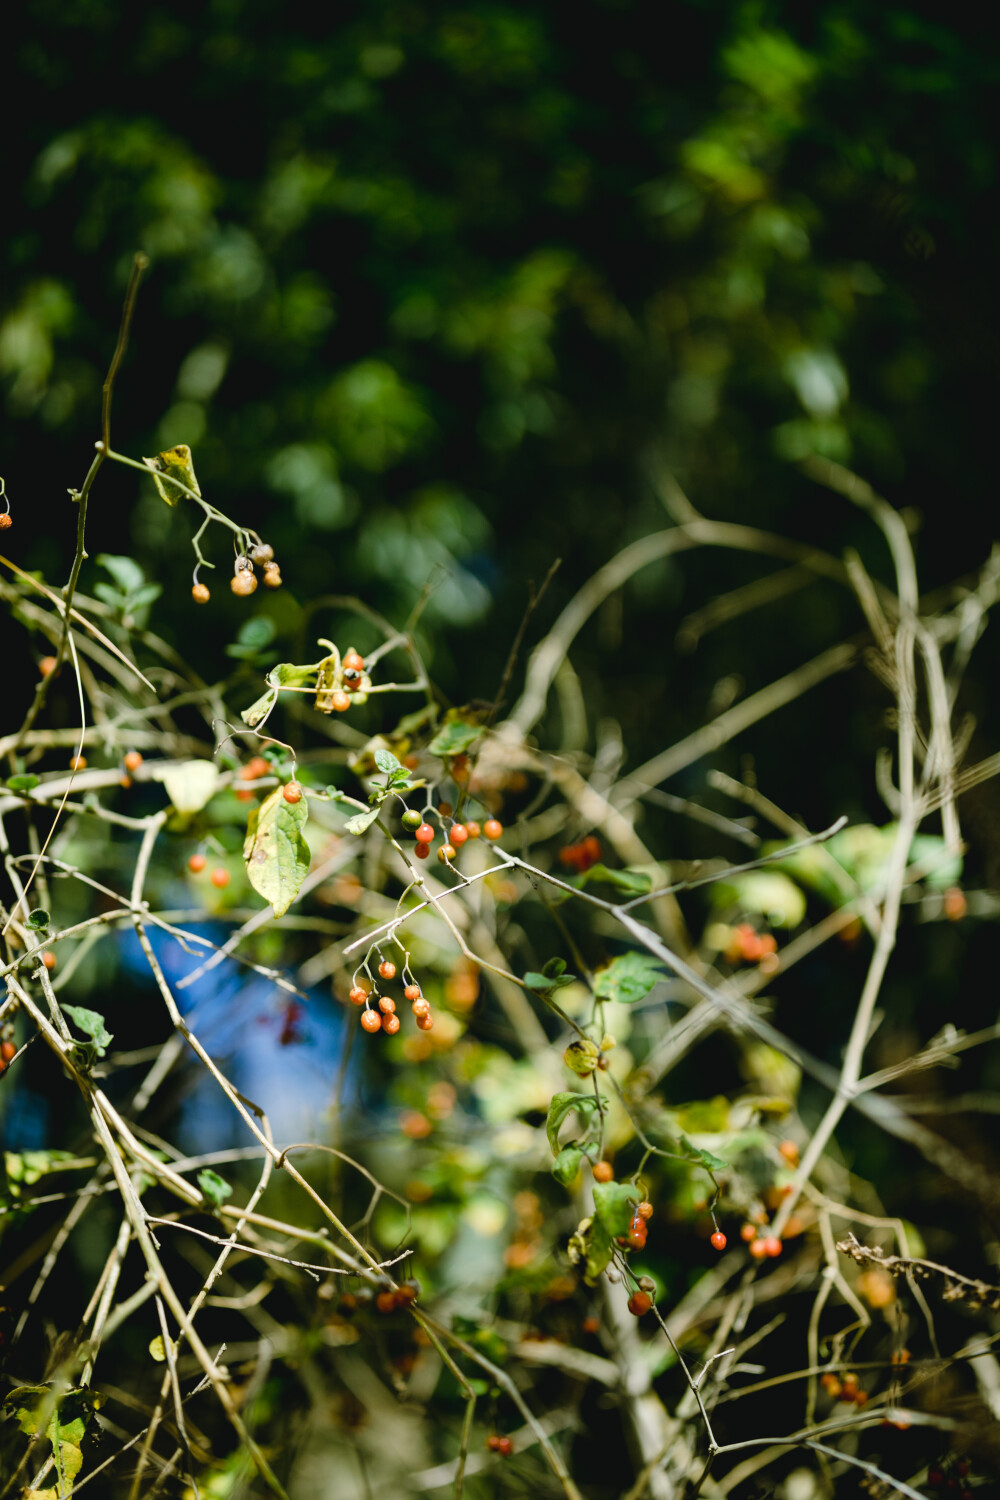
[438,843,456,864]
[191,583,210,604]
[231,571,257,596]
[124,750,143,772]
[464,820,481,838]
[415,1012,434,1031]
[411,998,431,1018]
[283,781,303,804]
[404,984,421,1001]
[262,563,282,588]
[415,823,435,844]
[378,994,396,1013]
[636,1201,654,1220]
[349,986,368,1006]
[379,960,397,980]
[188,853,207,873]
[331,690,351,712]
[592,1161,614,1183]
[710,1231,727,1251]
[627,1291,652,1317]
[483,819,503,840]
[360,1009,382,1033]
[0,513,11,529]
[401,809,423,830]
[450,824,469,846]
[250,542,274,565]
[41,951,57,971]
[383,1013,400,1035]
[210,867,231,889]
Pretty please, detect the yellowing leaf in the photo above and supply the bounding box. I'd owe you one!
[243,787,310,917]
[143,444,201,508]
[149,760,221,814]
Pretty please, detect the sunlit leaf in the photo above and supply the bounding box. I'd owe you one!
[594,952,665,1004]
[149,760,221,814]
[243,786,310,916]
[143,444,201,508]
[197,1168,233,1207]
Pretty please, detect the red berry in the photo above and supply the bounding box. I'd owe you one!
[124,751,143,773]
[582,1315,600,1334]
[486,1436,500,1452]
[414,843,430,860]
[438,843,456,864]
[0,1039,16,1063]
[411,998,430,1018]
[191,583,210,604]
[627,1228,647,1248]
[188,853,207,873]
[210,867,230,889]
[450,824,469,846]
[464,820,481,838]
[360,1010,382,1034]
[404,985,421,1001]
[283,781,303,804]
[378,995,396,1014]
[763,1236,782,1258]
[415,1012,434,1031]
[636,1200,654,1220]
[483,819,503,840]
[379,960,397,979]
[349,986,368,1006]
[415,823,435,844]
[241,756,271,781]
[496,1437,513,1457]
[383,1013,400,1035]
[627,1291,652,1317]
[710,1231,727,1251]
[592,1161,614,1183]
[927,1470,943,1488]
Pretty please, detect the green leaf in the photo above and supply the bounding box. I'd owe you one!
[677,1135,728,1173]
[542,956,567,979]
[96,552,145,594]
[27,909,50,930]
[552,1145,585,1185]
[143,444,201,507]
[545,1092,600,1156]
[3,1385,98,1487]
[62,1006,113,1058]
[148,760,221,814]
[4,1150,79,1196]
[6,774,40,793]
[373,748,403,775]
[427,708,486,757]
[710,870,806,929]
[592,1179,640,1239]
[197,1168,233,1207]
[577,864,653,896]
[243,786,310,917]
[344,806,380,836]
[524,970,575,993]
[594,952,665,1005]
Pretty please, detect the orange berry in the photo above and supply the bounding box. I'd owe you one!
[740,1222,757,1242]
[778,1139,799,1167]
[582,1315,600,1335]
[383,1013,400,1035]
[331,690,351,712]
[415,1012,434,1031]
[483,818,503,840]
[748,1238,768,1260]
[191,583,210,604]
[763,1236,782,1258]
[283,781,303,804]
[402,753,419,770]
[231,571,257,596]
[41,950,57,971]
[262,563,282,589]
[464,820,481,838]
[404,984,421,1001]
[0,512,11,529]
[592,1161,614,1183]
[69,755,87,771]
[210,867,230,889]
[710,1231,727,1251]
[0,1039,16,1064]
[39,656,58,677]
[943,886,967,921]
[343,648,364,671]
[241,756,271,781]
[349,986,368,1005]
[437,801,453,818]
[123,750,143,772]
[437,843,456,864]
[450,824,469,846]
[188,853,207,873]
[411,998,430,1018]
[360,1009,382,1034]
[636,1200,654,1220]
[378,995,396,1013]
[375,1290,397,1313]
[378,960,396,980]
[627,1291,652,1317]
[235,788,254,802]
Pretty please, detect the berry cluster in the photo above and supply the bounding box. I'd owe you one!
[0,1037,17,1075]
[401,804,503,864]
[338,1279,420,1316]
[819,1370,868,1406]
[192,540,282,604]
[559,835,601,873]
[725,922,778,966]
[486,1435,513,1457]
[187,852,231,888]
[926,1457,973,1499]
[349,964,434,1036]
[740,1222,783,1259]
[317,646,366,713]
